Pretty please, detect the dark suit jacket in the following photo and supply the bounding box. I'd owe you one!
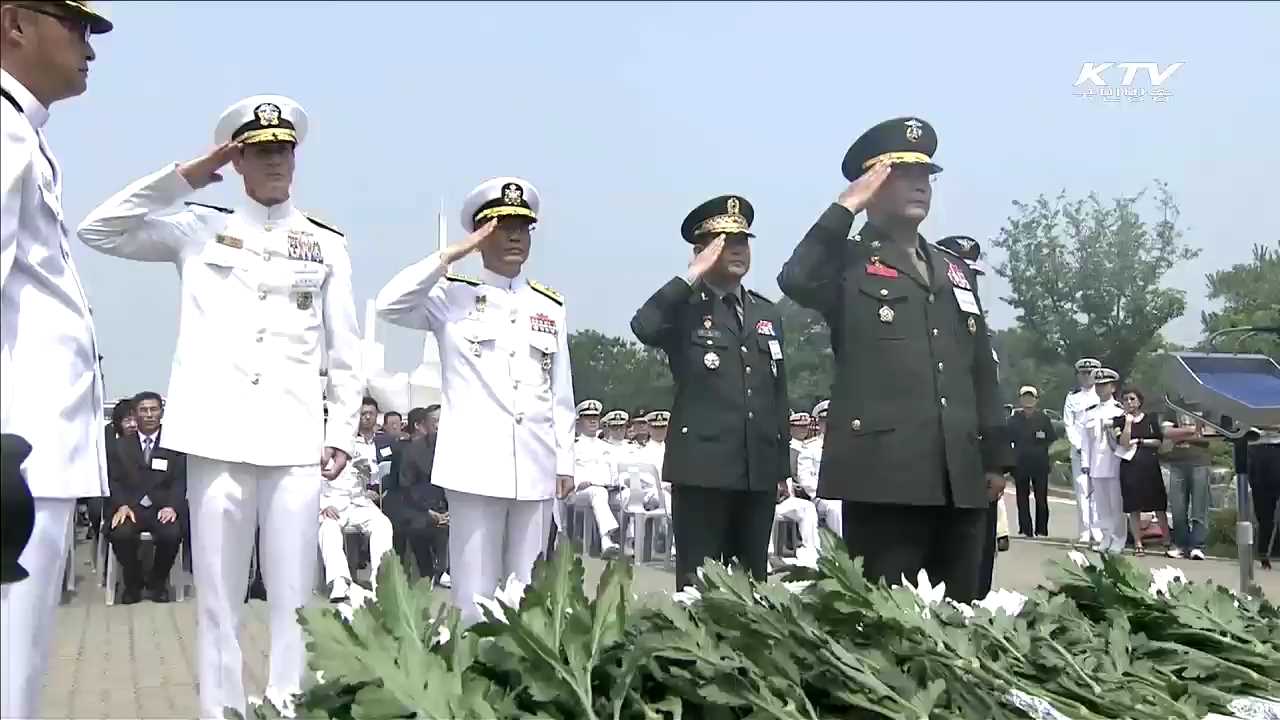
[387,435,446,523]
[631,277,790,493]
[1007,410,1057,473]
[107,428,187,514]
[778,207,1013,509]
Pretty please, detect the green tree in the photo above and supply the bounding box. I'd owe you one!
[1200,241,1280,358]
[992,181,1200,378]
[567,330,672,412]
[776,296,835,411]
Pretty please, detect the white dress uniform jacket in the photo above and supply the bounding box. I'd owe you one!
[321,433,377,513]
[375,253,575,500]
[1063,387,1099,456]
[0,70,107,499]
[76,165,362,462]
[574,434,615,487]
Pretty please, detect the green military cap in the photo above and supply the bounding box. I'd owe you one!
[681,195,755,244]
[842,116,941,181]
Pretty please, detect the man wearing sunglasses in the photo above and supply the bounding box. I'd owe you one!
[1,2,112,718]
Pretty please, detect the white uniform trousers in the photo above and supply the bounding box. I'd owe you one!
[447,490,551,627]
[1070,449,1101,542]
[773,497,820,564]
[1,498,75,719]
[1092,474,1126,553]
[568,485,622,540]
[814,497,842,537]
[318,504,393,588]
[187,457,320,720]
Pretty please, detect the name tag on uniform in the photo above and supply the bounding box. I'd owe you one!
[291,266,325,290]
[1035,431,1046,440]
[216,233,244,250]
[954,288,981,315]
[768,339,783,360]
[378,446,393,460]
[151,457,169,472]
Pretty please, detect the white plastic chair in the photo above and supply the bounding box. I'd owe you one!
[105,531,189,606]
[617,462,670,567]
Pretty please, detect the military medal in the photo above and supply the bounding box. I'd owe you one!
[471,342,482,357]
[946,261,972,290]
[703,315,713,330]
[755,319,775,336]
[866,259,898,278]
[967,317,978,335]
[879,305,895,323]
[296,292,313,310]
[541,354,552,371]
[476,295,487,313]
[703,351,720,370]
[531,313,557,334]
[870,239,882,250]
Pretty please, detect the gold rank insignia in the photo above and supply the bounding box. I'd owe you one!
[297,292,313,310]
[727,196,740,215]
[703,351,720,370]
[967,317,978,335]
[255,102,282,126]
[502,182,523,205]
[879,305,895,323]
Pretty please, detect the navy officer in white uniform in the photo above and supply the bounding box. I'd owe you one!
[1,3,113,717]
[376,177,575,626]
[77,94,363,718]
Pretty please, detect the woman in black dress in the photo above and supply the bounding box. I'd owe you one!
[1117,388,1170,555]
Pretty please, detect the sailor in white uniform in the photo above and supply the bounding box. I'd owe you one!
[375,177,575,626]
[1,3,113,717]
[77,95,363,718]
[1064,358,1103,544]
[637,410,671,510]
[1081,368,1125,554]
[567,402,623,557]
[797,400,842,536]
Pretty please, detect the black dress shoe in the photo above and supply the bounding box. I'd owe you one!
[120,587,143,605]
[148,585,171,603]
[996,537,1010,552]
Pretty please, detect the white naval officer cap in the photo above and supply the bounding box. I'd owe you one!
[1075,358,1102,372]
[602,410,629,427]
[789,412,812,426]
[575,399,603,417]
[812,400,830,418]
[215,95,309,147]
[1019,385,1039,398]
[460,177,540,232]
[1092,368,1120,383]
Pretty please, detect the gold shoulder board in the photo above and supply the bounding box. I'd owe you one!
[529,280,564,305]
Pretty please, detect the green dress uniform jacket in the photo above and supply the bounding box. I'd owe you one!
[778,205,1013,509]
[630,277,790,492]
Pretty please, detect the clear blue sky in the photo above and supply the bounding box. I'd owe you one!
[48,1,1279,398]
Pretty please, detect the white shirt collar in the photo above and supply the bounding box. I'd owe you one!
[0,69,49,129]
[139,430,158,447]
[241,194,295,226]
[478,265,524,291]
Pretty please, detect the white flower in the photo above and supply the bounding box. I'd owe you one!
[976,588,1028,617]
[433,625,452,647]
[1005,689,1071,720]
[783,580,813,595]
[313,670,326,684]
[901,568,947,607]
[496,573,528,609]
[1148,565,1188,598]
[473,594,509,624]
[947,599,976,619]
[672,586,702,606]
[1067,550,1090,568]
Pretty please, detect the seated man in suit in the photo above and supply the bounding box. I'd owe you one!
[107,391,186,604]
[386,406,448,585]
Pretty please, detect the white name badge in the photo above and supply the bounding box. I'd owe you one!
[768,339,783,360]
[150,457,169,472]
[291,267,325,290]
[378,446,393,459]
[954,288,981,315]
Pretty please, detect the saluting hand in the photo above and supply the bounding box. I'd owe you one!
[836,160,892,214]
[177,141,243,190]
[440,219,499,265]
[685,234,725,283]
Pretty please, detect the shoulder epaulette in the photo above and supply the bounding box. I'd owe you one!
[445,273,481,287]
[529,280,564,305]
[303,212,344,236]
[747,289,774,304]
[184,201,233,214]
[931,242,967,261]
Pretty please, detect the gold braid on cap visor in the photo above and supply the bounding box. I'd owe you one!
[861,151,932,169]
[693,213,750,236]
[474,206,537,224]
[235,128,298,144]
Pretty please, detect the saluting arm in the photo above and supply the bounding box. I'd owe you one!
[77,163,215,262]
[552,310,576,480]
[322,242,362,456]
[373,251,453,331]
[777,204,855,314]
[630,277,694,350]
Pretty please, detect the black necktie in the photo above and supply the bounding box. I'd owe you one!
[724,293,742,332]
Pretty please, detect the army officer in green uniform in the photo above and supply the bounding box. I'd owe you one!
[777,118,1013,602]
[632,196,790,590]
